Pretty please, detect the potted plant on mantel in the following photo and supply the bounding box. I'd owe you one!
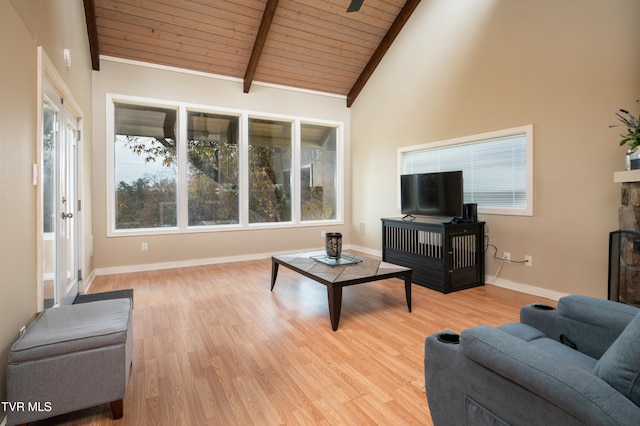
[612,99,640,170]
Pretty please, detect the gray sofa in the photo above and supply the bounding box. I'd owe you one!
[424,295,640,425]
[6,298,133,425]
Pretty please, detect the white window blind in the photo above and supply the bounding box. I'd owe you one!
[400,126,533,216]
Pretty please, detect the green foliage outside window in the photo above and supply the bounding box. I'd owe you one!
[112,103,339,230]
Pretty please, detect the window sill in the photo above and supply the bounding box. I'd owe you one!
[107,219,343,237]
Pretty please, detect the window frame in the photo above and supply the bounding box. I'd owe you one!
[184,107,242,228]
[106,94,344,236]
[246,114,295,226]
[397,125,533,216]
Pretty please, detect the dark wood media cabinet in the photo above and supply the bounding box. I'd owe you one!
[381,217,485,293]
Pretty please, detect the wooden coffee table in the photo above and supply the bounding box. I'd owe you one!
[271,251,412,330]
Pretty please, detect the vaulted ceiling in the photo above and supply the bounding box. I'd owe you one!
[83,0,421,107]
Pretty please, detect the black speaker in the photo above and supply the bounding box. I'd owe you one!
[462,203,477,222]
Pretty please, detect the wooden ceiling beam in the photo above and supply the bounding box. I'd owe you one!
[83,0,101,71]
[346,0,421,107]
[244,0,280,93]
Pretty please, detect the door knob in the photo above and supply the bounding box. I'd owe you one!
[61,212,73,219]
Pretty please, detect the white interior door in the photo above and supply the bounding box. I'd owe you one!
[41,78,79,307]
[59,106,79,305]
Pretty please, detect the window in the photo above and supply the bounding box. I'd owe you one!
[187,111,239,226]
[114,103,178,229]
[42,102,56,234]
[399,125,533,216]
[107,96,343,234]
[300,123,337,221]
[248,118,292,223]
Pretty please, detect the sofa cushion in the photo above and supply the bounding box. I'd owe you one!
[494,323,597,372]
[496,322,546,342]
[594,313,640,406]
[9,299,131,364]
[558,295,639,330]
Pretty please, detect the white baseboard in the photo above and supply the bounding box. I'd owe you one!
[94,246,325,276]
[486,275,567,301]
[81,270,96,294]
[345,244,381,257]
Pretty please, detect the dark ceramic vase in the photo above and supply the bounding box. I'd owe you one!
[325,233,342,259]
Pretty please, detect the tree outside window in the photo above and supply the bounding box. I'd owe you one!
[111,99,342,233]
[187,111,239,226]
[114,104,178,229]
[300,124,337,221]
[248,118,292,223]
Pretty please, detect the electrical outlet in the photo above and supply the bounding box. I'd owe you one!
[525,255,532,267]
[503,252,510,261]
[141,242,148,251]
[359,221,366,236]
[321,230,326,237]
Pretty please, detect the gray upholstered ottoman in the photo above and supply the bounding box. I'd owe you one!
[6,298,133,426]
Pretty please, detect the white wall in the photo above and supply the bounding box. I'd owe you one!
[1,0,93,406]
[350,0,640,298]
[0,1,38,406]
[92,59,351,272]
[11,0,95,278]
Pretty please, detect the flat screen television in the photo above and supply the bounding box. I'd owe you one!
[400,171,463,218]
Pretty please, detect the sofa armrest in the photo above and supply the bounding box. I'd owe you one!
[461,326,640,425]
[520,295,640,359]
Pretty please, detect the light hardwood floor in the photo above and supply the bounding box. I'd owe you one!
[34,256,555,425]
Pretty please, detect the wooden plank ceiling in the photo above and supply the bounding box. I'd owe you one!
[85,0,421,107]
